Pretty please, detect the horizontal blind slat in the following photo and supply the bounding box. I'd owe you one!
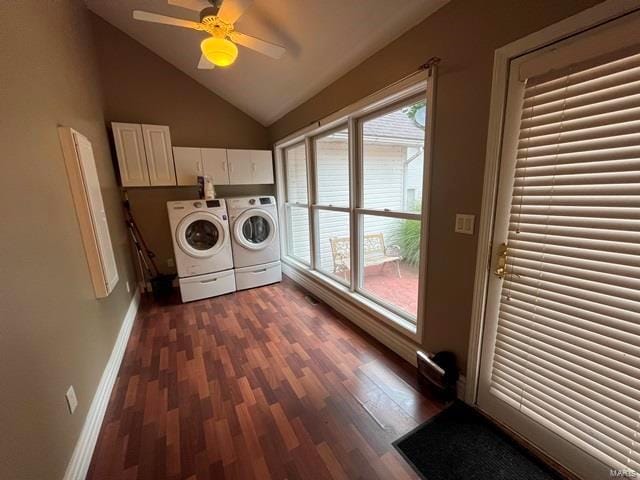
[514,171,640,186]
[509,213,640,232]
[501,301,640,358]
[520,106,640,138]
[525,52,640,98]
[507,231,640,256]
[502,281,640,334]
[515,158,640,177]
[507,254,640,294]
[495,331,640,410]
[522,80,640,120]
[520,93,640,130]
[523,63,640,107]
[493,365,640,457]
[507,240,640,268]
[494,344,640,423]
[498,314,640,383]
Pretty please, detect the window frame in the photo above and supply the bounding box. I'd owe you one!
[282,141,312,266]
[275,72,432,338]
[311,124,352,287]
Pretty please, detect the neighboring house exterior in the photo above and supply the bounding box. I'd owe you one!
[286,109,425,274]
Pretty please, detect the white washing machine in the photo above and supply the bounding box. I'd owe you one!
[227,196,282,290]
[167,199,236,302]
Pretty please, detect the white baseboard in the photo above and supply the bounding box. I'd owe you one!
[63,289,141,480]
[283,265,420,366]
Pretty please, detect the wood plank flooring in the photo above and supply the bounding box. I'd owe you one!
[87,277,445,479]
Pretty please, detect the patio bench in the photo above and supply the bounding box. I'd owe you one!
[329,233,402,279]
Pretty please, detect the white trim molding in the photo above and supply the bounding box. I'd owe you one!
[63,289,141,480]
[283,264,420,365]
[465,0,640,405]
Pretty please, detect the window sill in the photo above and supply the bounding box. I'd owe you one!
[282,256,420,342]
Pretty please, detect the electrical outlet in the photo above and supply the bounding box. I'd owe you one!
[455,214,475,235]
[66,386,78,414]
[167,258,175,268]
[125,281,130,293]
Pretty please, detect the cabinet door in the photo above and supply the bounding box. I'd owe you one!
[227,149,256,184]
[112,122,149,186]
[173,147,202,185]
[250,150,274,184]
[201,148,230,185]
[142,124,176,186]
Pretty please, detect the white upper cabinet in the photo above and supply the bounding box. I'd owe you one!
[227,149,274,184]
[112,122,176,187]
[112,123,149,187]
[141,124,175,186]
[173,147,202,186]
[202,148,230,185]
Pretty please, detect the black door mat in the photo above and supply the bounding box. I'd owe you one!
[394,401,563,480]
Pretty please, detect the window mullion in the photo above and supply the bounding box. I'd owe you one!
[305,137,318,270]
[350,116,361,292]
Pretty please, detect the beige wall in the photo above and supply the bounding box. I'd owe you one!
[0,1,137,479]
[268,0,602,371]
[90,16,272,275]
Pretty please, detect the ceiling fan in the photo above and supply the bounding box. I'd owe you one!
[132,0,286,69]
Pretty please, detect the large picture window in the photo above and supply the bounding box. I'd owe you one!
[278,86,429,330]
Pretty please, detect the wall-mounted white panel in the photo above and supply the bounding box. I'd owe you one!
[59,127,119,297]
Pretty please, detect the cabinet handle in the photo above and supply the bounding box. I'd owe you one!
[222,161,227,172]
[252,162,256,172]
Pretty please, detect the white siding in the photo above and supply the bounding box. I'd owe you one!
[285,138,424,274]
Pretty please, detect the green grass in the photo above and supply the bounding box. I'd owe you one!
[393,219,421,267]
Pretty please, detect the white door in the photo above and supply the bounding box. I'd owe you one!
[227,149,274,184]
[249,150,274,184]
[173,147,202,186]
[202,148,230,185]
[142,124,176,186]
[478,14,640,480]
[73,131,119,295]
[227,149,254,184]
[112,122,149,187]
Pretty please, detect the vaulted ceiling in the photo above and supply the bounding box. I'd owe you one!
[87,0,448,125]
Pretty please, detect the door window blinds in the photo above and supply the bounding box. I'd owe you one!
[490,47,640,473]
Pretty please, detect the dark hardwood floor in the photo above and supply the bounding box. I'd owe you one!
[87,277,445,479]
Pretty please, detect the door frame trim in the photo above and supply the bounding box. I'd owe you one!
[465,0,640,405]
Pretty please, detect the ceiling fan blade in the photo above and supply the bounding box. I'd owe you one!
[230,31,285,59]
[217,0,253,24]
[198,54,216,70]
[132,10,202,30]
[167,0,211,12]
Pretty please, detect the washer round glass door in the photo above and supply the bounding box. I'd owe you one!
[233,209,276,251]
[176,212,226,258]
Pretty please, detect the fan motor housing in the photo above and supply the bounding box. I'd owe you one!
[200,7,219,22]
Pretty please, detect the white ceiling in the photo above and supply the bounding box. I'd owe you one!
[87,0,448,125]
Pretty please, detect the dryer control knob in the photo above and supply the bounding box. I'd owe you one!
[194,201,202,208]
[249,199,256,205]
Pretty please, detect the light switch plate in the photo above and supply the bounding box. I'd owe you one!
[455,214,475,235]
[66,386,78,414]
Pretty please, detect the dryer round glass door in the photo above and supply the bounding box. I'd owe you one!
[233,209,276,251]
[176,212,226,258]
